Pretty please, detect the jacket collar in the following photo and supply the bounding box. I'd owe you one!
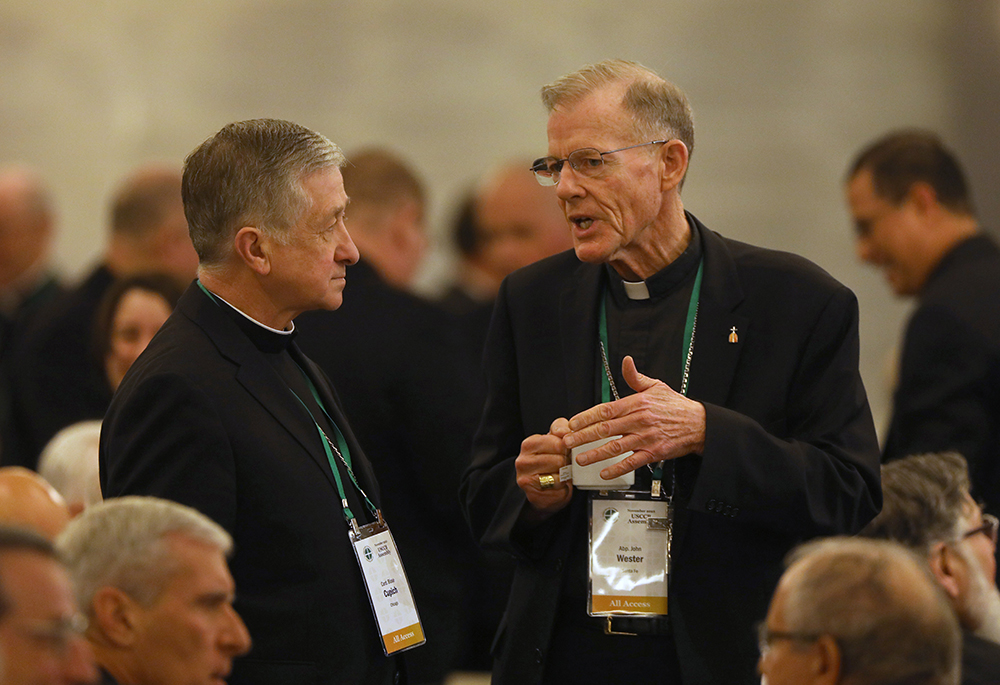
[174,284,378,502]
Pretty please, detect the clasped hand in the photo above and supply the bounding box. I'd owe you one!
[515,356,706,520]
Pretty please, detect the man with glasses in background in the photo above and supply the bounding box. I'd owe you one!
[758,537,960,685]
[0,526,97,685]
[461,59,881,685]
[860,452,1000,684]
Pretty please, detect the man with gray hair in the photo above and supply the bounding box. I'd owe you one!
[859,452,1000,683]
[56,496,251,685]
[758,537,960,685]
[101,119,406,684]
[461,59,880,684]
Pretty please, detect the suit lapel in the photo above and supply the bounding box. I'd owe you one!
[289,346,382,506]
[179,286,340,493]
[559,261,605,416]
[685,222,747,406]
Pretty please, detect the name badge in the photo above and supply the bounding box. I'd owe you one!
[350,515,426,655]
[588,491,671,616]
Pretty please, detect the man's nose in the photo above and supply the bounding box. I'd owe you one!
[555,165,585,201]
[221,606,253,657]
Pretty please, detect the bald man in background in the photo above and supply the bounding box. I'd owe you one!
[441,159,573,349]
[0,466,71,540]
[5,164,198,468]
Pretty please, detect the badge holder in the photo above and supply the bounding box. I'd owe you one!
[350,512,426,655]
[588,490,672,619]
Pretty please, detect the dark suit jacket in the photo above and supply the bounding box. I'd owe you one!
[101,284,398,685]
[963,632,1000,685]
[882,234,1000,514]
[5,265,113,467]
[461,214,882,685]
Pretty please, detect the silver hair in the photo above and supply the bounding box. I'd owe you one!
[782,537,960,685]
[540,59,694,159]
[182,118,346,266]
[56,496,232,613]
[37,420,103,510]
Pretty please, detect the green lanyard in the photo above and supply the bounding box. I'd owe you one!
[197,280,376,523]
[290,368,378,523]
[598,260,703,498]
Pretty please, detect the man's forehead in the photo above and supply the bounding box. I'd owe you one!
[0,551,73,613]
[547,87,631,143]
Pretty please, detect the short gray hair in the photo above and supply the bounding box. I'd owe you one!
[540,59,694,159]
[56,496,232,613]
[37,420,103,511]
[782,537,960,685]
[182,118,345,265]
[859,452,971,556]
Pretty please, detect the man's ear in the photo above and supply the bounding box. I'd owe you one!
[91,586,142,647]
[906,181,939,217]
[928,542,962,600]
[659,139,690,192]
[813,635,842,684]
[233,226,272,276]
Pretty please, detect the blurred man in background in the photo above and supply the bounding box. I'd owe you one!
[860,452,1000,683]
[759,537,959,685]
[0,526,97,685]
[441,159,573,353]
[295,148,480,684]
[846,131,1000,540]
[0,167,65,466]
[0,166,63,357]
[5,164,197,468]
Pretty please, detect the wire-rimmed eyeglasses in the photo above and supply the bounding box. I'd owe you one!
[756,622,823,656]
[964,513,999,546]
[530,140,668,186]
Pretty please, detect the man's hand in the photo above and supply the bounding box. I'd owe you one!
[564,356,706,480]
[515,417,573,521]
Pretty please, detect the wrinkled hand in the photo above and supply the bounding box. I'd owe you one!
[564,356,706,480]
[515,417,573,521]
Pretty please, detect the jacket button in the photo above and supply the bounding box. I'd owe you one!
[707,499,716,511]
[554,558,563,571]
[724,504,732,515]
[731,507,739,517]
[535,648,543,664]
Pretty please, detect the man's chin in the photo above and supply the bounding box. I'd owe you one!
[572,242,612,265]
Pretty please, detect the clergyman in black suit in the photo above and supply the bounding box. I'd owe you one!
[101,119,407,685]
[460,60,881,685]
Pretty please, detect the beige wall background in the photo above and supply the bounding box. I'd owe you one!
[3,0,999,440]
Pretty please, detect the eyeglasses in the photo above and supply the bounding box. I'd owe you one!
[530,140,668,186]
[8,613,89,656]
[963,513,999,546]
[756,622,822,655]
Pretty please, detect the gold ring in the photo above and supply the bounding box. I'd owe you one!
[538,474,557,490]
